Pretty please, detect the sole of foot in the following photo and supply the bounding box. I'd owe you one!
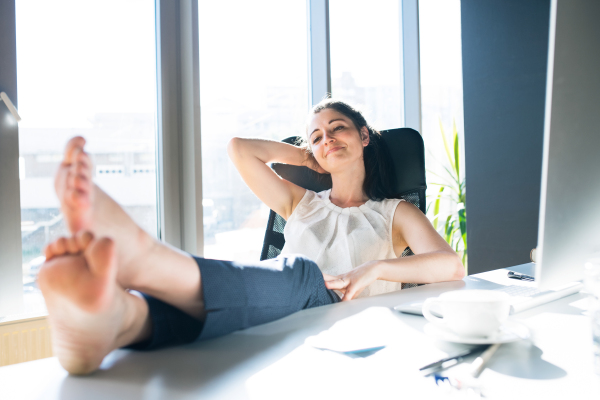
[39,232,128,375]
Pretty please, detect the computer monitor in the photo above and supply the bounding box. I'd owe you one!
[535,0,600,290]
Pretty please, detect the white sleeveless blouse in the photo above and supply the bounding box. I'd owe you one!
[280,189,405,298]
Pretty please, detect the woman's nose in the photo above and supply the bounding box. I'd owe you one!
[323,133,335,143]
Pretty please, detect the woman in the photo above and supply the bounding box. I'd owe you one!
[39,99,463,375]
[228,99,463,300]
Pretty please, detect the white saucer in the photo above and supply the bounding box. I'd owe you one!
[424,320,530,344]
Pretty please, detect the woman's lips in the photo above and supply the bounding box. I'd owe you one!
[326,146,343,156]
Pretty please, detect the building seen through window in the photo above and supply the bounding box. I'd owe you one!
[198,0,308,262]
[16,0,158,313]
[330,0,404,131]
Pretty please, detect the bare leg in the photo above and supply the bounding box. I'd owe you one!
[55,137,204,318]
[38,232,151,375]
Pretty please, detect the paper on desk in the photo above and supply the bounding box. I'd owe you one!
[245,307,447,400]
[305,307,446,364]
[304,307,396,352]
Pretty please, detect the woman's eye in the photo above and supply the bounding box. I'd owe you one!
[313,137,321,144]
[334,126,344,131]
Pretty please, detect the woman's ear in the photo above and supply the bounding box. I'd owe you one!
[361,127,370,147]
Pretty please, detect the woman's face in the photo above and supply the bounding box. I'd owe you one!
[307,108,369,173]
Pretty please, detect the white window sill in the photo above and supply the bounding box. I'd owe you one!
[0,292,47,325]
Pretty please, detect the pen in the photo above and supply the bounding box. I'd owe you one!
[469,343,501,377]
[507,271,535,281]
[419,345,488,371]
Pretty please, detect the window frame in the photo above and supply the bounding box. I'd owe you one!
[0,0,420,321]
[0,0,25,318]
[308,0,331,106]
[402,0,422,132]
[156,0,204,254]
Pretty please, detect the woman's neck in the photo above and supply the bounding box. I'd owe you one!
[329,163,369,208]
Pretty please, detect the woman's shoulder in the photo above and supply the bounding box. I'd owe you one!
[301,189,334,208]
[366,197,405,214]
[297,188,332,202]
[314,188,332,200]
[288,189,331,220]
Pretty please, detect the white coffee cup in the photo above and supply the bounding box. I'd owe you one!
[422,290,511,337]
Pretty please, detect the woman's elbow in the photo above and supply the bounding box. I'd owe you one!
[449,253,465,281]
[227,137,244,161]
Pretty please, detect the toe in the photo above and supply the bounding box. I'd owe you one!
[55,138,95,235]
[66,236,79,254]
[71,154,92,192]
[75,151,92,171]
[44,244,55,261]
[51,237,69,256]
[75,231,94,251]
[45,236,75,261]
[64,137,86,164]
[67,168,78,191]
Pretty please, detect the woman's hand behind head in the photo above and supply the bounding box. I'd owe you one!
[303,152,330,175]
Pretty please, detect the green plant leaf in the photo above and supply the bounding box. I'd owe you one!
[432,187,444,230]
[458,208,467,251]
[427,182,453,187]
[439,118,455,172]
[453,120,460,178]
[446,223,455,245]
[435,195,461,203]
[426,169,454,186]
[453,227,462,251]
[441,164,461,186]
[458,208,467,236]
[432,117,467,268]
[444,215,454,244]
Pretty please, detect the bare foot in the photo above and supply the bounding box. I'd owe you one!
[54,137,94,233]
[38,232,151,375]
[54,137,154,289]
[54,137,205,318]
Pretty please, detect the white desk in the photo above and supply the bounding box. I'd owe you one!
[2,265,599,399]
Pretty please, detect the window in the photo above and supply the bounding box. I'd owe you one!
[198,0,308,262]
[419,0,465,256]
[15,0,158,315]
[329,0,404,130]
[419,0,464,151]
[1,0,420,320]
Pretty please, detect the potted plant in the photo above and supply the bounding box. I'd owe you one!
[427,119,467,271]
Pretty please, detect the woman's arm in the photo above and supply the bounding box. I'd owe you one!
[324,201,464,300]
[383,201,465,283]
[227,138,319,220]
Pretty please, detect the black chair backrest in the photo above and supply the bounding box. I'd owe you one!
[260,128,427,265]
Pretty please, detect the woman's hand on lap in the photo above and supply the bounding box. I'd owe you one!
[323,261,380,301]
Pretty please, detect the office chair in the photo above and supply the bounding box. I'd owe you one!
[260,128,427,290]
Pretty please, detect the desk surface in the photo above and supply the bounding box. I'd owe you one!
[2,265,600,400]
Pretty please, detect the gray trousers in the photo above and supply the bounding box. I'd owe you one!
[129,255,340,350]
